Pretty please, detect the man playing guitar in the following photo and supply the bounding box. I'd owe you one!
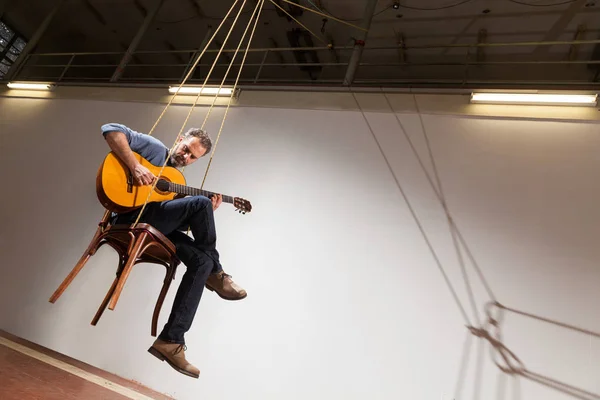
[102,122,247,379]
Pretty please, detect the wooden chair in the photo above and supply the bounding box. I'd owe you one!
[49,209,180,337]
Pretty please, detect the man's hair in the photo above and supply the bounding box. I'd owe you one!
[183,128,212,155]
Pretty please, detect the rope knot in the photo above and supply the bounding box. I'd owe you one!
[466,325,486,338]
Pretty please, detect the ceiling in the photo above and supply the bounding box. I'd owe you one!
[2,0,600,89]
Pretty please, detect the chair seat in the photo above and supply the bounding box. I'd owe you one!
[49,209,180,337]
[100,223,178,267]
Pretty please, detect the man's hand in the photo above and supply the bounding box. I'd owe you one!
[131,163,156,186]
[211,194,223,211]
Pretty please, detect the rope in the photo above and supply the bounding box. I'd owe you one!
[277,0,368,32]
[175,0,258,145]
[411,94,481,327]
[199,0,263,132]
[178,0,265,235]
[269,0,328,45]
[381,92,497,305]
[349,89,472,327]
[131,0,260,228]
[200,0,266,190]
[145,0,242,138]
[454,329,474,400]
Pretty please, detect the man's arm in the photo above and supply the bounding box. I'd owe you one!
[102,124,155,186]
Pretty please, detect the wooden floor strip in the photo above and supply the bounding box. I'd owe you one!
[0,336,155,400]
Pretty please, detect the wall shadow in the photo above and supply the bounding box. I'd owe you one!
[454,301,599,400]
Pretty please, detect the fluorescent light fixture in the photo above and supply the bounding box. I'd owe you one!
[7,82,55,91]
[168,86,234,96]
[471,92,598,107]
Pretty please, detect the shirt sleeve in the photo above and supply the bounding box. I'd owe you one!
[101,123,147,153]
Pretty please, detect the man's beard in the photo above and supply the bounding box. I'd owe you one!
[169,154,185,168]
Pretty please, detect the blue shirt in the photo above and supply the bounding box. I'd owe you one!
[101,123,173,167]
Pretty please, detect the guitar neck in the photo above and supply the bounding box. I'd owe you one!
[166,182,234,204]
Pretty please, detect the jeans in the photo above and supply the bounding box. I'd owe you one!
[114,195,222,344]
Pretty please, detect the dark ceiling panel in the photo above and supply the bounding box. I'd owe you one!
[3,0,600,88]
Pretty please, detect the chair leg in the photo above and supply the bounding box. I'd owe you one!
[91,276,119,326]
[151,264,177,337]
[49,229,103,303]
[108,232,147,311]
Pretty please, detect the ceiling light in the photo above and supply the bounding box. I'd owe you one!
[470,92,598,107]
[392,2,400,9]
[168,86,234,96]
[7,82,55,91]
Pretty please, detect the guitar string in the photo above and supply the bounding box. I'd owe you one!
[131,0,262,227]
[168,181,233,202]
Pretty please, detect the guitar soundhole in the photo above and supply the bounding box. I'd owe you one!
[155,178,170,194]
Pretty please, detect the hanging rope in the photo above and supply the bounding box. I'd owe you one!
[196,0,264,138]
[174,0,258,145]
[269,0,328,45]
[145,0,243,138]
[131,0,263,228]
[276,0,368,32]
[199,0,266,190]
[410,93,481,327]
[381,91,497,305]
[349,89,473,327]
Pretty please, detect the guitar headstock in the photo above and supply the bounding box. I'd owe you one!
[233,197,252,214]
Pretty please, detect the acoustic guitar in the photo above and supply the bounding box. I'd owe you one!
[96,152,252,214]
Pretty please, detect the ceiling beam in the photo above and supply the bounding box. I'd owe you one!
[183,26,213,81]
[133,0,148,17]
[110,0,166,82]
[396,31,407,64]
[374,8,600,26]
[0,0,13,21]
[477,29,487,62]
[342,0,378,86]
[164,40,186,63]
[81,0,107,26]
[440,16,479,57]
[532,0,586,57]
[327,34,339,64]
[568,24,586,61]
[268,37,286,64]
[213,38,231,64]
[187,0,206,18]
[184,0,210,71]
[5,0,66,81]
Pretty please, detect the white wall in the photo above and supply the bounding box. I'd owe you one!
[0,91,599,400]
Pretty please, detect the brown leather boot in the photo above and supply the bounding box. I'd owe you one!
[205,271,247,301]
[148,339,200,378]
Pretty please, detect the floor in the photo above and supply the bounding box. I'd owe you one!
[0,330,173,400]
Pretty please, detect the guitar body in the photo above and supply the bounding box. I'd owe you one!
[97,152,186,213]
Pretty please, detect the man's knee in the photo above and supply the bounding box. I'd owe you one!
[188,195,211,210]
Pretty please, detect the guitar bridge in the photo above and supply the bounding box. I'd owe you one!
[127,173,133,193]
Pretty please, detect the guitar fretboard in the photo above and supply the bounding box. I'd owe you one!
[167,182,234,204]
